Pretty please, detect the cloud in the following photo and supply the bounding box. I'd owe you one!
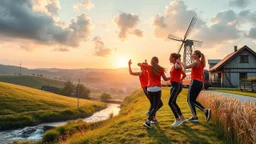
[152,0,246,47]
[196,10,243,46]
[152,0,205,38]
[0,0,93,48]
[247,27,256,39]
[229,0,251,9]
[45,0,60,16]
[52,48,69,52]
[93,36,111,57]
[73,0,94,11]
[114,12,143,40]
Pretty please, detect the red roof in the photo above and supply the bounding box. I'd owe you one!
[210,45,256,72]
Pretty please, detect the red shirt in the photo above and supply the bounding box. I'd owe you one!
[139,71,148,88]
[170,65,182,83]
[141,64,164,87]
[191,61,204,82]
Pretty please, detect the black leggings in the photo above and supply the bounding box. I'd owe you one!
[143,87,152,112]
[188,80,205,116]
[169,82,182,119]
[148,90,163,120]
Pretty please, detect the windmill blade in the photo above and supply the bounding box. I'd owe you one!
[177,42,184,54]
[168,34,183,42]
[191,40,203,47]
[183,17,197,40]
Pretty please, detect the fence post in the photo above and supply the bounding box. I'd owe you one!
[252,81,254,92]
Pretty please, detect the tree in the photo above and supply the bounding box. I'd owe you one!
[61,81,74,96]
[75,84,91,99]
[100,93,112,102]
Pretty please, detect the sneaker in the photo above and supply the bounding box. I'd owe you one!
[143,121,152,129]
[205,109,211,122]
[171,119,185,127]
[150,119,159,124]
[187,117,199,123]
[171,120,177,126]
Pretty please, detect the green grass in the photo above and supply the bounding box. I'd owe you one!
[0,75,65,89]
[209,88,256,98]
[0,82,106,130]
[40,88,228,144]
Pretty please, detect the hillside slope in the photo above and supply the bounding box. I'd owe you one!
[43,88,227,144]
[0,82,106,130]
[0,75,65,89]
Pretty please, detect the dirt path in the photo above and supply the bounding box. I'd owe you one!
[205,90,256,102]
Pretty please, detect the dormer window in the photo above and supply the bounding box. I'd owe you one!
[240,55,249,63]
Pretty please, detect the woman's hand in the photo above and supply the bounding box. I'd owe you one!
[128,59,132,66]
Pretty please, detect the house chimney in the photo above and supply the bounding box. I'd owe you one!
[234,46,238,52]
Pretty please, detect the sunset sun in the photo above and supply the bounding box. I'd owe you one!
[115,56,128,68]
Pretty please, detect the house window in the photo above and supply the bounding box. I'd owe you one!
[240,55,249,63]
[239,73,247,80]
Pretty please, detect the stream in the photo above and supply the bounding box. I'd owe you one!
[0,104,120,144]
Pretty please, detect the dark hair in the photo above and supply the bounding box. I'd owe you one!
[177,54,181,59]
[170,53,179,60]
[151,57,164,75]
[194,50,205,67]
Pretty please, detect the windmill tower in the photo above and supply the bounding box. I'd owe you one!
[167,17,203,66]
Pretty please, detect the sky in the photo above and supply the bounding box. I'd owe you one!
[1,0,256,69]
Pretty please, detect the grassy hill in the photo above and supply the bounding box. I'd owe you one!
[0,75,65,89]
[39,88,228,144]
[0,82,106,130]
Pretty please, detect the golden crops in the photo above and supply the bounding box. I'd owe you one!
[198,92,256,144]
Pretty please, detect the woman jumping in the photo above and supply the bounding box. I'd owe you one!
[128,59,151,115]
[138,57,169,129]
[169,53,186,127]
[178,50,211,122]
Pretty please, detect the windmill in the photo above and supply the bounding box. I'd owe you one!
[167,17,203,66]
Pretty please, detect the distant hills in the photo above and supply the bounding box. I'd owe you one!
[0,75,65,89]
[0,64,140,90]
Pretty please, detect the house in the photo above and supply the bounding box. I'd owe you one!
[209,45,256,87]
[208,59,221,69]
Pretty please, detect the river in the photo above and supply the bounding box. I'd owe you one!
[0,104,120,144]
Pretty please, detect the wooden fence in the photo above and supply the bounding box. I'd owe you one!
[240,81,256,92]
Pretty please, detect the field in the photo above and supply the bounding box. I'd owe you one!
[0,75,65,89]
[40,88,228,144]
[0,82,106,130]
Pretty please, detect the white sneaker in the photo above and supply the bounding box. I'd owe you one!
[171,119,184,127]
[171,120,177,126]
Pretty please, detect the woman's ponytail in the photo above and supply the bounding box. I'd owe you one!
[201,53,206,68]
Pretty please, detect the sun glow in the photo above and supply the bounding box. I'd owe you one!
[115,56,128,68]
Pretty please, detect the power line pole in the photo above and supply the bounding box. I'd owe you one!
[19,62,22,75]
[77,79,80,109]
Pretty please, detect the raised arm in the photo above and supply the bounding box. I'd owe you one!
[174,62,181,69]
[178,61,198,69]
[128,60,141,76]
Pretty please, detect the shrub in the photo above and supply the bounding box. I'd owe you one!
[100,93,112,102]
[43,130,60,143]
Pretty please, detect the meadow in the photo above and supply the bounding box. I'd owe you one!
[0,82,106,130]
[16,87,256,144]
[39,88,228,144]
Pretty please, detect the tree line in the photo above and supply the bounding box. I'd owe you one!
[41,81,112,101]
